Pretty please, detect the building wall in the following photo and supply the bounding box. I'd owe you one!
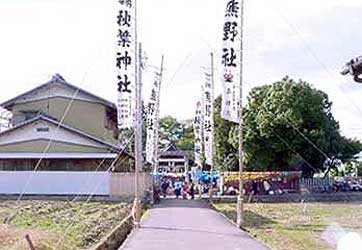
[0,171,110,195]
[12,84,104,105]
[0,171,151,197]
[0,119,111,150]
[0,139,109,153]
[11,98,118,144]
[110,172,152,197]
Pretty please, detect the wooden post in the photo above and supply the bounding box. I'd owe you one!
[25,234,35,250]
[236,0,245,228]
[151,55,164,204]
[132,41,142,228]
[209,52,215,204]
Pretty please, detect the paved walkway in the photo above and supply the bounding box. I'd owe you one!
[119,199,269,250]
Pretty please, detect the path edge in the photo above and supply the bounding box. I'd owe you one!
[210,203,271,250]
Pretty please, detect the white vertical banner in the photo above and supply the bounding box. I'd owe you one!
[203,73,214,166]
[116,0,136,128]
[221,0,242,123]
[193,99,203,168]
[146,71,161,164]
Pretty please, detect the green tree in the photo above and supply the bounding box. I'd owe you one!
[219,76,362,177]
[159,116,194,150]
[177,123,194,150]
[159,116,183,147]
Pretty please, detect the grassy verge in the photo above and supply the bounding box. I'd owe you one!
[0,200,131,250]
[213,202,362,250]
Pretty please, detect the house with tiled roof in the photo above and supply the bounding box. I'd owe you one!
[0,74,134,195]
[158,142,192,175]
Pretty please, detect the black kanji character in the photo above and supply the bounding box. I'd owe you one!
[150,89,157,101]
[116,51,132,70]
[205,104,211,116]
[194,116,201,125]
[117,10,131,27]
[222,48,237,67]
[223,21,238,41]
[117,29,131,47]
[225,0,239,18]
[117,74,132,93]
[118,0,132,8]
[148,103,155,115]
[204,120,212,132]
[147,118,154,129]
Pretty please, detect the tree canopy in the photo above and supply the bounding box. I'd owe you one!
[159,116,194,150]
[216,76,362,177]
[119,77,362,177]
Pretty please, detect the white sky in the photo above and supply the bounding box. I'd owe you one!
[1,0,362,140]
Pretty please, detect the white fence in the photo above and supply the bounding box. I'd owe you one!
[0,171,152,197]
[110,172,153,197]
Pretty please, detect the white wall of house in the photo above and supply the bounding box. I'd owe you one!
[0,171,110,195]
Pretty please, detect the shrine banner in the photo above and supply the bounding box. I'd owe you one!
[203,73,214,166]
[146,71,161,164]
[193,99,203,167]
[116,0,136,128]
[221,0,242,123]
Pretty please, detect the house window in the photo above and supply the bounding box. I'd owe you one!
[36,127,49,132]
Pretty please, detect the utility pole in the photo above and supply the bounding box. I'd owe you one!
[133,42,143,228]
[209,52,215,204]
[236,0,245,228]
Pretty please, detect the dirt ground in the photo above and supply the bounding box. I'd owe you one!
[0,200,130,250]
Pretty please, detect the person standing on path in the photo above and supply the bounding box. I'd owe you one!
[182,182,189,199]
[189,182,195,199]
[161,178,169,198]
[174,178,183,198]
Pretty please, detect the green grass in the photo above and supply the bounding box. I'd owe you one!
[214,202,362,250]
[0,200,131,250]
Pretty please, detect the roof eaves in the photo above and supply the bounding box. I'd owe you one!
[0,116,39,136]
[1,74,117,110]
[0,114,123,154]
[39,115,121,152]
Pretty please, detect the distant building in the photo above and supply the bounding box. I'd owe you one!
[158,142,192,175]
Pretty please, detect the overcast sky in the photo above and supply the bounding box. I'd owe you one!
[1,0,362,140]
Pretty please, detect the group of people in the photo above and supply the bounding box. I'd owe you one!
[160,177,195,199]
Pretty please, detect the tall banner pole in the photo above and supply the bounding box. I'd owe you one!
[220,0,244,227]
[209,52,215,204]
[236,0,244,228]
[151,55,164,203]
[133,42,142,228]
[154,55,164,183]
[115,0,141,227]
[200,86,204,199]
[193,95,203,198]
[133,0,142,228]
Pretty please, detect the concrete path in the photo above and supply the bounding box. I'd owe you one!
[119,199,269,250]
